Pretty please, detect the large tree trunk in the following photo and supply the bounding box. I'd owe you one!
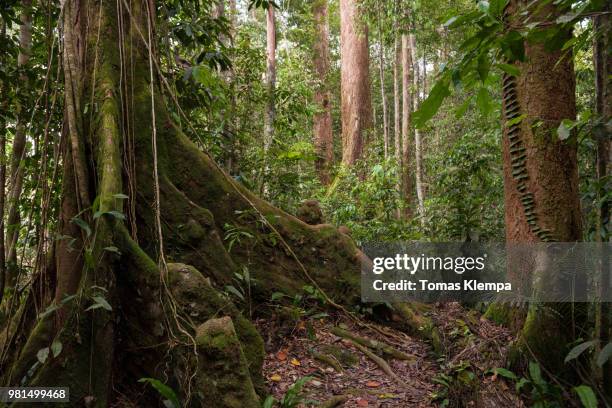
[594,4,611,401]
[340,0,372,165]
[400,32,413,218]
[0,1,363,405]
[499,0,583,375]
[5,0,33,288]
[0,21,5,305]
[312,0,333,185]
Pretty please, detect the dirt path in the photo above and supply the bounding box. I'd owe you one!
[257,303,525,407]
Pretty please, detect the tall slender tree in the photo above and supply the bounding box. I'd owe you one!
[340,0,372,165]
[312,0,333,184]
[263,2,276,192]
[400,30,413,218]
[412,34,425,222]
[377,5,389,159]
[6,0,33,288]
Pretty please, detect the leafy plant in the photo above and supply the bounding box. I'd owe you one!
[262,376,313,408]
[138,377,181,408]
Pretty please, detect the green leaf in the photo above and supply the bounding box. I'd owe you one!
[225,285,245,301]
[492,367,517,380]
[271,292,286,301]
[71,217,91,237]
[557,119,574,140]
[113,193,129,199]
[573,385,597,408]
[103,246,121,255]
[507,114,526,126]
[497,63,520,77]
[455,97,472,119]
[528,361,544,386]
[414,81,451,128]
[37,347,50,364]
[477,53,491,81]
[138,378,180,408]
[489,0,509,18]
[476,87,492,115]
[596,342,612,367]
[565,340,598,363]
[86,296,113,312]
[51,340,63,358]
[262,395,276,408]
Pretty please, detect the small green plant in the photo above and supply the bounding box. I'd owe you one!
[138,377,180,408]
[224,266,256,316]
[223,223,255,252]
[262,376,313,408]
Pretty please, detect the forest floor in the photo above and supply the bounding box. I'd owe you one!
[257,303,525,407]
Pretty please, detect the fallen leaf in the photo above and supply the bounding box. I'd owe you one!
[356,398,369,407]
[290,358,301,366]
[270,374,281,382]
[276,350,287,361]
[366,380,381,388]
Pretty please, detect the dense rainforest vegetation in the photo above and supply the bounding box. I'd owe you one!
[0,0,610,406]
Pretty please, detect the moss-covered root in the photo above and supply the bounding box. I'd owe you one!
[319,394,350,408]
[194,317,260,408]
[330,326,415,361]
[167,263,265,393]
[393,303,443,353]
[483,302,526,331]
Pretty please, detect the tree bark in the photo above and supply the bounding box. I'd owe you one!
[393,3,401,218]
[0,1,367,405]
[500,0,583,375]
[263,3,276,192]
[377,5,389,159]
[5,0,33,288]
[340,0,372,166]
[312,0,333,185]
[594,4,611,401]
[411,34,425,223]
[400,32,413,218]
[0,21,5,304]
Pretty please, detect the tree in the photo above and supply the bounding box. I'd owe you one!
[593,2,611,399]
[411,32,425,223]
[312,0,333,184]
[501,0,583,374]
[0,1,363,405]
[263,2,276,192]
[5,0,32,288]
[393,0,402,218]
[377,4,390,159]
[400,29,413,218]
[340,0,372,165]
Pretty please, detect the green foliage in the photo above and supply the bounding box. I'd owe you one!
[263,376,313,408]
[138,378,181,408]
[424,131,504,241]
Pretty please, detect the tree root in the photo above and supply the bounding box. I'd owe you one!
[312,351,344,372]
[319,394,350,408]
[331,326,415,361]
[350,340,406,387]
